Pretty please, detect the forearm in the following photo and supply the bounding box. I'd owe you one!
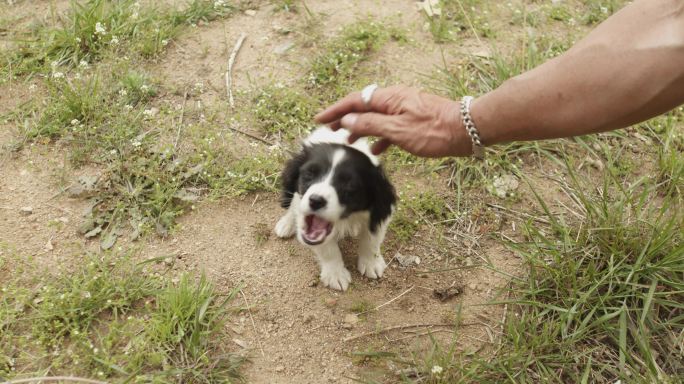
[472,0,684,145]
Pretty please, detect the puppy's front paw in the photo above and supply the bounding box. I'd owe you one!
[274,214,296,238]
[320,264,352,291]
[357,254,386,279]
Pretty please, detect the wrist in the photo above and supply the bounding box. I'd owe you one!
[444,100,472,157]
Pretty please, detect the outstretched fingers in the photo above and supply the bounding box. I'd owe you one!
[314,87,401,125]
[342,112,401,144]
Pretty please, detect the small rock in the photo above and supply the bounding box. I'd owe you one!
[324,298,338,307]
[245,9,257,16]
[487,174,520,198]
[44,239,54,252]
[343,314,359,326]
[468,282,477,291]
[20,206,33,215]
[303,314,316,324]
[232,338,249,348]
[395,252,421,267]
[464,257,474,267]
[433,285,463,302]
[275,365,285,373]
[274,40,295,55]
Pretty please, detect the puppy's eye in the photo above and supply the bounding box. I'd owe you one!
[301,167,319,181]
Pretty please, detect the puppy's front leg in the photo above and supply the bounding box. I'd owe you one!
[314,242,351,291]
[357,221,389,279]
[274,194,299,238]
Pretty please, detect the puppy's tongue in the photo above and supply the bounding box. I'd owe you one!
[305,215,331,243]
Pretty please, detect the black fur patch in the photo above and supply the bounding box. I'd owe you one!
[280,143,396,233]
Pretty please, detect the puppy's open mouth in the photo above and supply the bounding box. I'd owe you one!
[302,214,332,245]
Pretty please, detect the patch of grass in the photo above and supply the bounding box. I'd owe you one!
[422,0,494,43]
[350,300,374,314]
[0,250,244,382]
[3,0,234,76]
[13,61,283,246]
[307,20,390,98]
[393,159,684,382]
[656,110,684,197]
[390,189,455,245]
[435,35,572,98]
[581,0,627,25]
[253,85,318,140]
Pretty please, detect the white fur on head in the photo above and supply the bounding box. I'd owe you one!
[304,126,379,166]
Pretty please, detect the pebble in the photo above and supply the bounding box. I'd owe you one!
[464,257,474,267]
[274,41,295,55]
[20,206,33,215]
[343,314,358,328]
[275,365,285,373]
[324,298,338,307]
[245,9,257,16]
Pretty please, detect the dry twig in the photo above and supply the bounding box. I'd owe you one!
[344,322,478,343]
[226,33,247,108]
[2,377,108,384]
[357,285,414,316]
[239,289,265,357]
[173,90,188,149]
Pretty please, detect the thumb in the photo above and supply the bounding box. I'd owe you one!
[341,112,399,144]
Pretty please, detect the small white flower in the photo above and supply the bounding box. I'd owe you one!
[95,22,107,36]
[83,291,92,299]
[97,370,104,376]
[143,108,154,117]
[110,35,119,45]
[431,365,443,375]
[131,140,142,147]
[52,72,64,79]
[118,89,128,97]
[140,84,150,92]
[29,84,37,91]
[51,61,59,68]
[70,119,80,126]
[79,60,89,69]
[75,37,82,43]
[124,104,133,111]
[110,149,117,155]
[161,39,169,46]
[600,6,608,14]
[213,0,226,8]
[74,73,82,80]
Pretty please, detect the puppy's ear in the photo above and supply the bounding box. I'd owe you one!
[280,149,308,208]
[369,165,396,233]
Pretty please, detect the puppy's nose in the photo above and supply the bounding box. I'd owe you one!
[309,195,327,211]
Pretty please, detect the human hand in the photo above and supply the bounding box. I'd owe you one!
[314,85,473,158]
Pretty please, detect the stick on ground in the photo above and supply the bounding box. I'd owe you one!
[226,33,247,108]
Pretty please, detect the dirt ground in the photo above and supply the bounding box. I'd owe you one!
[0,1,523,382]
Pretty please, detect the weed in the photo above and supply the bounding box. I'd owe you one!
[582,0,627,25]
[350,300,374,314]
[399,159,684,382]
[253,85,318,140]
[307,20,389,98]
[0,249,244,382]
[389,189,454,245]
[422,0,494,43]
[2,0,234,76]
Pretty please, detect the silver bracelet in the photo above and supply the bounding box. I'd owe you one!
[460,96,485,159]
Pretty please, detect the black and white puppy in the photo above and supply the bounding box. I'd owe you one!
[274,126,396,291]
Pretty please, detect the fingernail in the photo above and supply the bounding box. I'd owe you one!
[340,113,358,129]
